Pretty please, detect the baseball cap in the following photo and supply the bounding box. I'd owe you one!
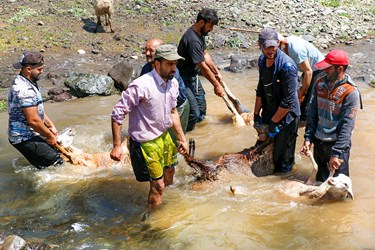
[315,49,349,70]
[13,51,44,69]
[258,27,279,48]
[154,44,184,61]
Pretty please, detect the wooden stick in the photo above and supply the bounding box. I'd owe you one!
[229,27,260,33]
[55,144,85,166]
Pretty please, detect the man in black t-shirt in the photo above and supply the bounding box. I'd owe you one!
[177,8,224,132]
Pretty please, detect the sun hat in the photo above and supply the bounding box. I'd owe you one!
[315,49,349,70]
[258,27,279,48]
[154,44,185,61]
[13,51,44,69]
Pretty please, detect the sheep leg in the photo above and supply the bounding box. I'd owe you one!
[107,14,114,32]
[95,16,101,33]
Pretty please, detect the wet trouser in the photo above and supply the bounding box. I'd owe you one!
[168,98,190,145]
[312,138,350,182]
[300,70,324,122]
[181,76,206,132]
[11,135,63,169]
[273,117,300,173]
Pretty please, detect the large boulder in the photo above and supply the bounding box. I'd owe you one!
[64,73,117,97]
[108,61,137,91]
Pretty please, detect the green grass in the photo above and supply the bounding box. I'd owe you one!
[68,7,88,19]
[8,6,38,23]
[0,100,6,112]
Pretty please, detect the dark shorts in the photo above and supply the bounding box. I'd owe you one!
[11,135,63,169]
[129,133,178,182]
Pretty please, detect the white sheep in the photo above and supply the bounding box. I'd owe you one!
[93,0,114,33]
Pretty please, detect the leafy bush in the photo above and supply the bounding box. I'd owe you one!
[226,37,243,49]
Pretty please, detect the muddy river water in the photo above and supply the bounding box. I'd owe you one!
[0,68,374,249]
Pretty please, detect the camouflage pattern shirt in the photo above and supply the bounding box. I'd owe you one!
[8,74,45,144]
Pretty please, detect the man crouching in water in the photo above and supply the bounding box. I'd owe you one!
[110,44,188,208]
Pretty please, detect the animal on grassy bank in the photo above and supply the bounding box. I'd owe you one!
[93,0,114,33]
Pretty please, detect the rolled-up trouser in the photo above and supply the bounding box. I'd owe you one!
[181,76,206,132]
[273,117,300,173]
[312,138,350,182]
[11,135,63,169]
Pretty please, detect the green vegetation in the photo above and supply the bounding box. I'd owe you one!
[68,7,88,18]
[227,37,243,49]
[320,0,340,7]
[0,100,6,112]
[8,6,37,23]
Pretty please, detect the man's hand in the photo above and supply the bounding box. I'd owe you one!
[215,72,223,84]
[329,156,343,172]
[214,85,224,97]
[300,141,311,156]
[268,121,280,138]
[298,91,305,103]
[45,134,57,146]
[110,145,123,161]
[177,140,188,156]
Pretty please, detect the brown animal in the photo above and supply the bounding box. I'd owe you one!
[56,128,129,167]
[93,0,114,33]
[184,123,274,181]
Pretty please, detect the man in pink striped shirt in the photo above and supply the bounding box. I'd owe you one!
[110,44,188,207]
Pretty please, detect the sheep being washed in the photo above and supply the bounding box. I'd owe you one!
[94,0,114,33]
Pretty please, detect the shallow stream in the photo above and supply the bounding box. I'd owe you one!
[1,69,374,249]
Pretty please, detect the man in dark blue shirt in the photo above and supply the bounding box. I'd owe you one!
[253,27,301,173]
[177,8,224,132]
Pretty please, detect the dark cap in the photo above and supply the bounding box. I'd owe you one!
[258,27,279,48]
[13,51,44,69]
[154,44,184,61]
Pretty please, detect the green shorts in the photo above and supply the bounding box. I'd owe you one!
[139,131,178,180]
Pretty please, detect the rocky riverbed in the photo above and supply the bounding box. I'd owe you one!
[0,0,374,104]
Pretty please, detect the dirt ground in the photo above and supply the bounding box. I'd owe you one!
[0,0,374,103]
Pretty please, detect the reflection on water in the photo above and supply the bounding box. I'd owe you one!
[0,71,375,248]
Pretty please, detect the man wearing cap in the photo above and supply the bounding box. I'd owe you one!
[252,27,300,173]
[110,44,188,207]
[140,38,190,137]
[301,49,360,182]
[8,51,63,169]
[177,8,225,132]
[278,34,325,124]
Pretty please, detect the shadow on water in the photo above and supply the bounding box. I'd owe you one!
[1,70,375,248]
